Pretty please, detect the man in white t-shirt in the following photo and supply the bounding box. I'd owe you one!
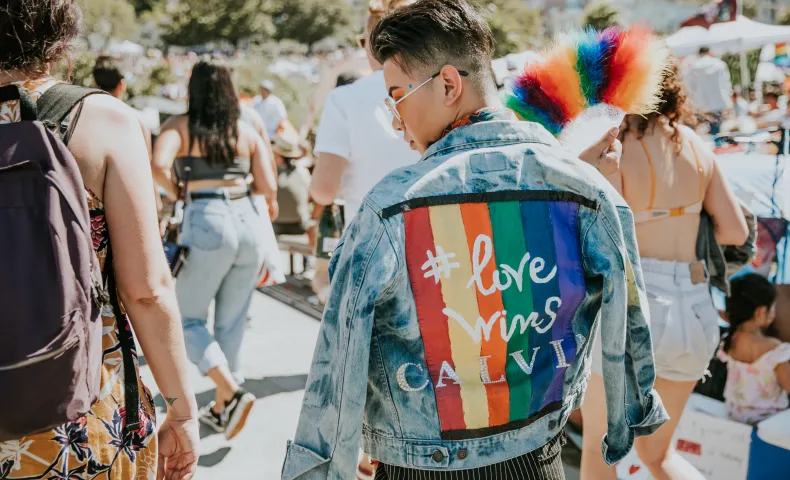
[309,4,418,477]
[310,2,419,227]
[254,80,288,138]
[685,47,733,135]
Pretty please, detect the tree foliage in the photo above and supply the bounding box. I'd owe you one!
[269,0,354,49]
[79,0,138,49]
[582,1,621,31]
[741,0,758,18]
[778,8,790,26]
[157,0,274,47]
[470,0,542,58]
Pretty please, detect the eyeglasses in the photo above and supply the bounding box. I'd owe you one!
[385,68,469,129]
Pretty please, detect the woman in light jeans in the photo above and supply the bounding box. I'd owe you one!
[153,60,278,441]
[579,63,748,480]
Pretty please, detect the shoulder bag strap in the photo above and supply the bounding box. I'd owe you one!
[103,245,141,433]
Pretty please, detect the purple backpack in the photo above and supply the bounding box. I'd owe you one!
[0,84,139,441]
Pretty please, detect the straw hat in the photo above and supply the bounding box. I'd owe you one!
[272,127,303,159]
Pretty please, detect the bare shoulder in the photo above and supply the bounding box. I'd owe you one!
[67,94,148,197]
[72,94,149,150]
[756,336,782,357]
[160,113,188,131]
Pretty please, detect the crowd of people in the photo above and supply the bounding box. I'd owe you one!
[2,0,790,480]
[683,46,790,135]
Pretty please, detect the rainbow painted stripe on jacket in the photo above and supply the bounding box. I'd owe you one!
[403,197,586,439]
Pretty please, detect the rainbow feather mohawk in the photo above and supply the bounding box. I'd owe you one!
[506,26,670,157]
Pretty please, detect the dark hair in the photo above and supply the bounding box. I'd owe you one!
[187,61,240,168]
[699,46,711,55]
[723,274,776,352]
[621,61,694,152]
[336,72,360,87]
[0,0,81,74]
[370,0,495,93]
[93,56,124,92]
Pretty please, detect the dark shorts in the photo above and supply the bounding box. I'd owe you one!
[374,434,566,480]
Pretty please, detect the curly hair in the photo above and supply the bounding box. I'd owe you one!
[620,60,695,152]
[187,61,240,168]
[0,0,81,74]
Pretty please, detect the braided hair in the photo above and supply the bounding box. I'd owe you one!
[723,274,776,352]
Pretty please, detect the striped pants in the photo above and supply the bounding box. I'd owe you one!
[374,434,566,480]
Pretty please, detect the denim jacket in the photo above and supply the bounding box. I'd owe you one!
[282,119,668,480]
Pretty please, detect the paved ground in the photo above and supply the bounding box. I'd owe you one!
[139,291,581,479]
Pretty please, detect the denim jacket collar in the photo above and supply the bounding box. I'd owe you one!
[422,119,561,162]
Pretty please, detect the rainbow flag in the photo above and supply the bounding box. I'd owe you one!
[775,43,789,68]
[401,195,587,439]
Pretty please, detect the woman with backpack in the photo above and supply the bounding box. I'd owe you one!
[152,61,278,440]
[0,1,198,479]
[578,63,749,480]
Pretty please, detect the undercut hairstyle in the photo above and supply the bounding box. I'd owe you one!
[93,56,124,92]
[370,0,496,95]
[0,0,81,74]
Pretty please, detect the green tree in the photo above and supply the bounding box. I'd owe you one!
[79,0,138,49]
[582,1,620,31]
[157,0,274,47]
[722,49,760,87]
[471,0,542,58]
[269,0,353,50]
[778,8,790,25]
[742,0,758,18]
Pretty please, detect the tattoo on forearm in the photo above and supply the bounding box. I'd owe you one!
[165,397,177,407]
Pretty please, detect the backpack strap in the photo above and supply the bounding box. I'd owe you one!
[36,84,106,141]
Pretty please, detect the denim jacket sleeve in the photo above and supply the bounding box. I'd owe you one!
[281,203,400,480]
[583,197,669,465]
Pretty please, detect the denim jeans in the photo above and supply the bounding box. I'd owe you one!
[176,193,267,384]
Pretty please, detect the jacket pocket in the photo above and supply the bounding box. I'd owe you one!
[281,441,330,480]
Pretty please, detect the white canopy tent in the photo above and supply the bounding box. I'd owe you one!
[666,16,790,87]
[666,16,790,58]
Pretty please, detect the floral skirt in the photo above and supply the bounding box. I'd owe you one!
[0,315,157,480]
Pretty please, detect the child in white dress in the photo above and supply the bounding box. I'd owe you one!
[719,274,790,424]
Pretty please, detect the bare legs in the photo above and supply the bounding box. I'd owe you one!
[580,372,706,480]
[633,377,705,480]
[580,372,617,480]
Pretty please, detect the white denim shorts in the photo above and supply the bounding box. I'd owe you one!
[592,258,721,382]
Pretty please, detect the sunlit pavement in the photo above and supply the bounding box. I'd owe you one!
[139,290,581,479]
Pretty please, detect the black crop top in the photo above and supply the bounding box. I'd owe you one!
[173,156,251,181]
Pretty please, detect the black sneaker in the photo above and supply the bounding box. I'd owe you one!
[224,389,255,440]
[198,401,226,433]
